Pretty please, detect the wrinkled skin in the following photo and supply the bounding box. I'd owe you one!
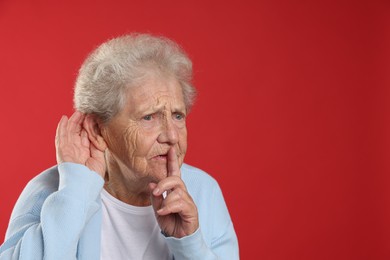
[55,75,199,238]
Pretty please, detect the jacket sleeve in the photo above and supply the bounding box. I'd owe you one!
[164,181,239,259]
[0,163,104,260]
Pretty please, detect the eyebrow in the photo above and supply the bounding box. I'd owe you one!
[134,104,186,116]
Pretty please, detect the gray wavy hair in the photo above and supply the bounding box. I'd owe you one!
[74,33,196,124]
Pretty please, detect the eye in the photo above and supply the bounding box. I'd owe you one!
[143,115,153,121]
[173,113,185,120]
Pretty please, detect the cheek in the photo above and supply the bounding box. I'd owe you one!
[122,130,137,159]
[102,127,122,153]
[126,126,158,157]
[104,122,140,159]
[177,128,188,158]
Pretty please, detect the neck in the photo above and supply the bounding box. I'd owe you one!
[104,153,152,207]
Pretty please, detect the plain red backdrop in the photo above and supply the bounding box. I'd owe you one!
[0,0,389,259]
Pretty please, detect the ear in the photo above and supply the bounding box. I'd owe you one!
[83,114,108,151]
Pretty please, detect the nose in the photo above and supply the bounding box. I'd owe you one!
[158,116,179,145]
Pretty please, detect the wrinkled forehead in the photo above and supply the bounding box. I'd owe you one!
[124,76,186,114]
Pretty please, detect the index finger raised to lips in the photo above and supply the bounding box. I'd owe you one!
[167,147,181,178]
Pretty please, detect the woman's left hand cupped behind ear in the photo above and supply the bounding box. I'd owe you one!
[55,111,106,178]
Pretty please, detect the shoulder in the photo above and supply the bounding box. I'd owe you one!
[22,165,60,199]
[180,163,235,245]
[181,163,219,189]
[180,163,222,203]
[10,166,60,219]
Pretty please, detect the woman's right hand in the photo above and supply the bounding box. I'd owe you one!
[55,111,106,178]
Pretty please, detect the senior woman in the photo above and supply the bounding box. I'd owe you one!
[0,34,238,259]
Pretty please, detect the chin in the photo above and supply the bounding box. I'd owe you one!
[147,165,168,182]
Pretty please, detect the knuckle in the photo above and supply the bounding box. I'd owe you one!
[164,204,172,212]
[176,189,184,198]
[178,201,185,211]
[173,175,181,182]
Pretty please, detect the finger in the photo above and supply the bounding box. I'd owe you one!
[55,115,69,164]
[149,182,164,213]
[90,141,105,158]
[80,129,90,148]
[55,115,68,145]
[152,176,186,196]
[158,188,185,209]
[167,147,181,177]
[68,111,85,134]
[156,191,193,216]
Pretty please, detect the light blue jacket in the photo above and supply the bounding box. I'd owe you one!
[0,163,239,259]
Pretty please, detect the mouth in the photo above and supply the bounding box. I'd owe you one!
[151,153,168,161]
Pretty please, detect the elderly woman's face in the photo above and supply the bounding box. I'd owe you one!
[101,76,188,181]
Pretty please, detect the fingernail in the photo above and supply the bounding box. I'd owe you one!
[153,188,160,195]
[157,208,163,214]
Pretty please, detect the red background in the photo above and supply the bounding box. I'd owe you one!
[0,0,389,259]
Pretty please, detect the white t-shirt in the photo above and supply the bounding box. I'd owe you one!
[100,189,171,260]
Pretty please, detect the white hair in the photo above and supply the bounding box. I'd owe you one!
[74,33,196,124]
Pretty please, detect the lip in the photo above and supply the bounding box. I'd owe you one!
[151,154,168,161]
